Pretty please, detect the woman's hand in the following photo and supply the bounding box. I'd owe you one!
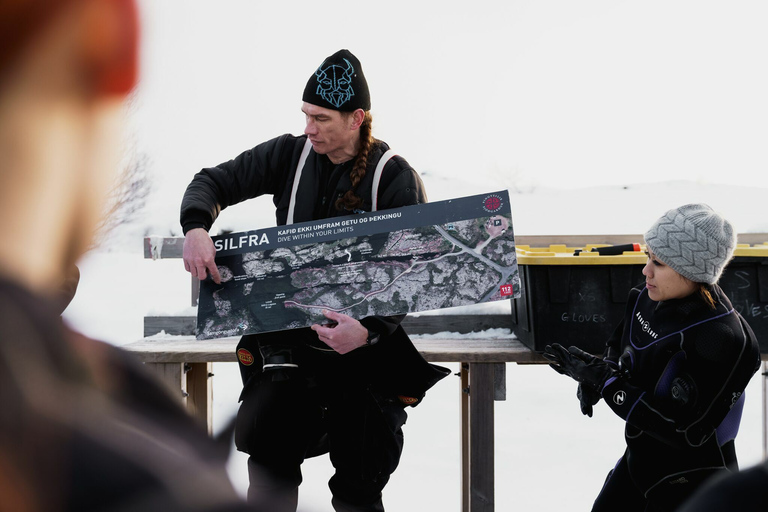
[543,344,615,393]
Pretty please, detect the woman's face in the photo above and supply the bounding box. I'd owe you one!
[642,248,698,302]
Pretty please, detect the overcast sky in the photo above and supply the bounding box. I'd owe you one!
[128,0,768,235]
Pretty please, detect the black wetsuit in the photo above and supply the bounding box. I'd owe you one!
[592,284,760,512]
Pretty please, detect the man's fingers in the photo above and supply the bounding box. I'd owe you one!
[311,323,332,338]
[193,265,208,281]
[183,228,217,279]
[322,309,345,323]
[190,263,222,283]
[208,263,221,284]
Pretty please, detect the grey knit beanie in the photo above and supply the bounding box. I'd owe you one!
[644,204,736,284]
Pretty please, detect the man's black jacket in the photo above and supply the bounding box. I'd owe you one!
[180,134,449,402]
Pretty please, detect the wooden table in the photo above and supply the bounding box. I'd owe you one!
[124,335,546,512]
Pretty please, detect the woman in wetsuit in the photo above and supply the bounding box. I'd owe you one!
[544,203,760,512]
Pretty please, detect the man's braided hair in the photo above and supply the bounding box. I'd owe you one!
[336,111,376,212]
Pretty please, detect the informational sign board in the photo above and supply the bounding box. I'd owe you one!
[197,191,520,339]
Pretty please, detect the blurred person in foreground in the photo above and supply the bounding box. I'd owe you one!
[0,1,251,510]
[180,49,450,512]
[543,204,760,512]
[676,458,768,511]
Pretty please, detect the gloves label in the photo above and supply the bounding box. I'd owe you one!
[613,390,626,406]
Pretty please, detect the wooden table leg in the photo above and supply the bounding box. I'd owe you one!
[144,362,187,404]
[144,362,213,434]
[461,363,470,512]
[186,362,213,435]
[466,362,495,512]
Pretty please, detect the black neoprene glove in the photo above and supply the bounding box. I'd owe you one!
[543,344,615,394]
[577,382,601,417]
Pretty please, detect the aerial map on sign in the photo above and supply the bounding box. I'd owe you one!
[196,191,520,339]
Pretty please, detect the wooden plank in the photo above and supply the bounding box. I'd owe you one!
[125,338,240,363]
[150,235,619,259]
[417,339,545,363]
[469,362,495,512]
[144,314,514,338]
[738,233,768,245]
[403,315,513,334]
[144,233,768,260]
[144,236,184,259]
[124,337,547,364]
[516,234,643,246]
[144,316,196,337]
[517,233,766,246]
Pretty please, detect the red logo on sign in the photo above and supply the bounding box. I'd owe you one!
[483,194,503,213]
[499,284,515,297]
[237,348,254,366]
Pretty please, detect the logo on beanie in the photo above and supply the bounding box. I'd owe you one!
[315,58,355,108]
[237,348,254,366]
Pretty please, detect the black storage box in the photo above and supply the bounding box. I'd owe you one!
[718,247,768,353]
[510,244,768,354]
[510,245,645,354]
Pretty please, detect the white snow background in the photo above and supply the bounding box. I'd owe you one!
[63,1,768,511]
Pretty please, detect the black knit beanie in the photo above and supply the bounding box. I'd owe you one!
[302,49,371,112]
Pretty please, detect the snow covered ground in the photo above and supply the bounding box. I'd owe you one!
[64,181,767,512]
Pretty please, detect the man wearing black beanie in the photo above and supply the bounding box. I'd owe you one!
[180,50,449,512]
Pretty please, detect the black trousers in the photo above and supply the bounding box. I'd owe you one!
[234,358,408,512]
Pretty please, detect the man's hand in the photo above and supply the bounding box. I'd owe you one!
[183,228,221,284]
[543,344,615,393]
[310,310,368,355]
